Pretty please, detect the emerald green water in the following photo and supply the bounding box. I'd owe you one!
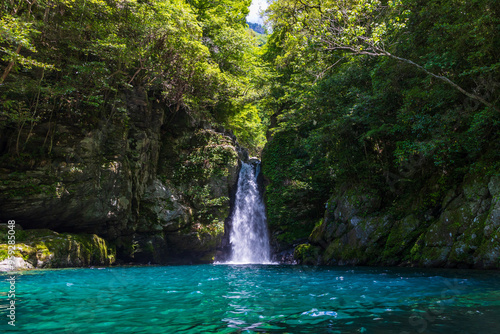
[1,265,500,333]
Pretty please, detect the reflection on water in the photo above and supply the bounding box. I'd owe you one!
[1,265,500,333]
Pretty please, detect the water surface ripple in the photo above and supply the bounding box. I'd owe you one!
[1,265,500,333]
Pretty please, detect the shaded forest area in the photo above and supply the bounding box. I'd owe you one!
[1,0,500,267]
[261,0,500,246]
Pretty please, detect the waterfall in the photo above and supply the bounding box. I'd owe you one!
[228,161,271,264]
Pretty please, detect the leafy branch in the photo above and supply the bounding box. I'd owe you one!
[319,0,498,111]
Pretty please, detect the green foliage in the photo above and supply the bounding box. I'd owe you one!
[172,129,237,226]
[263,129,333,243]
[0,14,54,74]
[226,104,266,152]
[293,243,320,265]
[175,129,238,183]
[185,0,268,152]
[0,0,268,156]
[262,0,500,243]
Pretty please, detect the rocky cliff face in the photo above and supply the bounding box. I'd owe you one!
[296,174,500,269]
[0,87,244,268]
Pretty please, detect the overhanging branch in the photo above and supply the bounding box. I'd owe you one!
[323,43,498,112]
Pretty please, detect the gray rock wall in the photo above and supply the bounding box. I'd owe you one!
[0,87,243,266]
[303,175,500,268]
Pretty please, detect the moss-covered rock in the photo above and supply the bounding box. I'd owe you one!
[294,243,320,265]
[137,125,241,264]
[166,224,225,264]
[0,93,243,265]
[298,173,500,268]
[382,215,422,264]
[0,227,115,270]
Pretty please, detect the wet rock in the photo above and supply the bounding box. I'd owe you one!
[0,257,34,271]
[0,229,115,269]
[304,174,500,269]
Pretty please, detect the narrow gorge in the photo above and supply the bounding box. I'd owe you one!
[1,0,499,271]
[1,0,500,332]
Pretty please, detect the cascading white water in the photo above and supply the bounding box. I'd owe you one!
[228,161,271,264]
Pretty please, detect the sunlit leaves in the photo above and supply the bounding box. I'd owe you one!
[0,15,54,75]
[1,0,267,151]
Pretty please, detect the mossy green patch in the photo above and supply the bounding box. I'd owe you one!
[323,240,342,264]
[0,229,115,268]
[294,243,320,265]
[382,215,423,263]
[309,219,324,244]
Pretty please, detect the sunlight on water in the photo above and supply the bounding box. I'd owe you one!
[217,260,277,265]
[1,265,500,333]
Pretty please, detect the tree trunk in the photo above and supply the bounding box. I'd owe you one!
[0,45,22,84]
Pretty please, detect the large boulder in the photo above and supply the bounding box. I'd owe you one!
[0,226,115,270]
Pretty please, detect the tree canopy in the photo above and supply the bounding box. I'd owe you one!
[261,0,500,242]
[0,0,268,154]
